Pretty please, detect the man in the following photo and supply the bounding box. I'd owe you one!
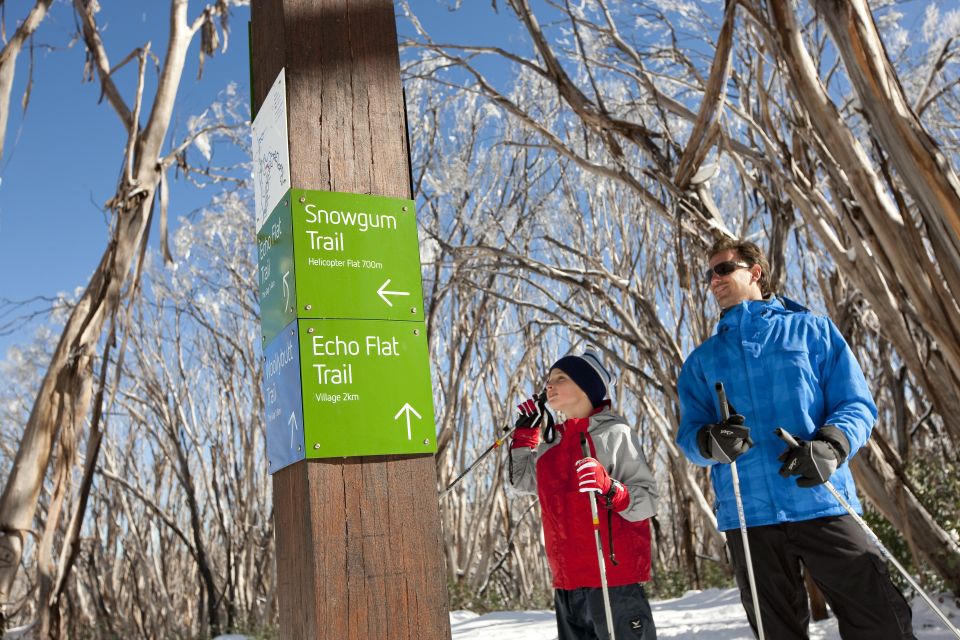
[676,238,915,639]
[510,348,658,639]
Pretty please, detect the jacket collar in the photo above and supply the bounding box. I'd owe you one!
[717,295,809,333]
[559,400,611,435]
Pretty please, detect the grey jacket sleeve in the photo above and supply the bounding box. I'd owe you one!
[593,421,659,522]
[509,445,539,495]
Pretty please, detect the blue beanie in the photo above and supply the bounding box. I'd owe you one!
[549,348,614,408]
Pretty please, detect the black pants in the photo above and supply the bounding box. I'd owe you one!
[554,582,656,640]
[726,515,915,640]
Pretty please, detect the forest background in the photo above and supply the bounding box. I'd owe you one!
[0,0,959,638]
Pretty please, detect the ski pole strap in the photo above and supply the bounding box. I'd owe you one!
[601,481,622,565]
[607,509,618,566]
[543,419,556,443]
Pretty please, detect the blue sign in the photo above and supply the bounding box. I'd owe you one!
[263,321,305,473]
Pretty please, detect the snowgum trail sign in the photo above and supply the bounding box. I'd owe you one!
[253,74,436,469]
[257,189,425,344]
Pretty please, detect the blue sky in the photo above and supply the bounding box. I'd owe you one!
[0,1,518,356]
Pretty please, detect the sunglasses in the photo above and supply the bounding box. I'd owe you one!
[706,260,751,281]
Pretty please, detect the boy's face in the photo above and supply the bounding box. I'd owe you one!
[545,368,590,416]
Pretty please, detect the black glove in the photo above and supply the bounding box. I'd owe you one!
[697,411,753,464]
[778,426,850,487]
[514,393,545,429]
[511,390,550,449]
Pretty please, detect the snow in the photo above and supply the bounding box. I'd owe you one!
[448,588,960,640]
[212,588,960,639]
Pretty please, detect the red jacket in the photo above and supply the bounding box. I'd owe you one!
[511,406,656,589]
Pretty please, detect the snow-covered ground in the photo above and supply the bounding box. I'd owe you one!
[449,587,960,639]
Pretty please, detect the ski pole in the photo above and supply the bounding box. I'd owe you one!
[776,428,960,640]
[580,432,616,640]
[716,382,765,640]
[440,390,547,499]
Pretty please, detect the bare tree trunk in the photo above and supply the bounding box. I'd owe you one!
[0,234,118,628]
[0,0,53,162]
[814,0,960,306]
[0,1,231,630]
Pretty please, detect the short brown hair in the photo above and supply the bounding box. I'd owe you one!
[707,238,772,296]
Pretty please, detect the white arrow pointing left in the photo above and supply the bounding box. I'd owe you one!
[377,279,410,307]
[393,403,422,440]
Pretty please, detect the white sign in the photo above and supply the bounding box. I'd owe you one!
[252,68,291,232]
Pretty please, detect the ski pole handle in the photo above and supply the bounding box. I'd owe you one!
[579,434,601,530]
[715,382,730,422]
[775,428,800,449]
[514,389,549,429]
[441,389,549,499]
[579,433,601,533]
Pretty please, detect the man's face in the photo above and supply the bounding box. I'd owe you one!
[708,249,763,309]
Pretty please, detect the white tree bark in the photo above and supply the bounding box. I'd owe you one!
[0,1,236,632]
[0,1,53,162]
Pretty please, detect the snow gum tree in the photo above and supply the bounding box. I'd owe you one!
[0,1,248,635]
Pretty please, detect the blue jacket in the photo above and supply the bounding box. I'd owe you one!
[676,297,877,531]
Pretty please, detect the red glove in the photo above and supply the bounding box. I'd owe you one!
[575,457,629,511]
[510,397,542,449]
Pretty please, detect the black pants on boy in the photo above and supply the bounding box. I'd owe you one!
[726,515,915,639]
[554,582,656,640]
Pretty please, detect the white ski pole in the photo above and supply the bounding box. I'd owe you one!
[580,432,616,640]
[776,428,960,640]
[716,383,765,640]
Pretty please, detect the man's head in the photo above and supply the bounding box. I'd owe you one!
[546,348,614,418]
[706,238,770,309]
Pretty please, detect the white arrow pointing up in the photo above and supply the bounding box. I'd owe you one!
[288,411,299,449]
[393,403,422,440]
[377,279,410,307]
[282,271,291,311]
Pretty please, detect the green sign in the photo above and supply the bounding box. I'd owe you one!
[298,318,435,458]
[257,189,426,344]
[257,198,297,343]
[256,187,436,464]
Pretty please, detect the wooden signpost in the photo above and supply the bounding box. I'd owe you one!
[250,2,451,638]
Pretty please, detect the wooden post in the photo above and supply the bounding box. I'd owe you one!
[250,2,450,638]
